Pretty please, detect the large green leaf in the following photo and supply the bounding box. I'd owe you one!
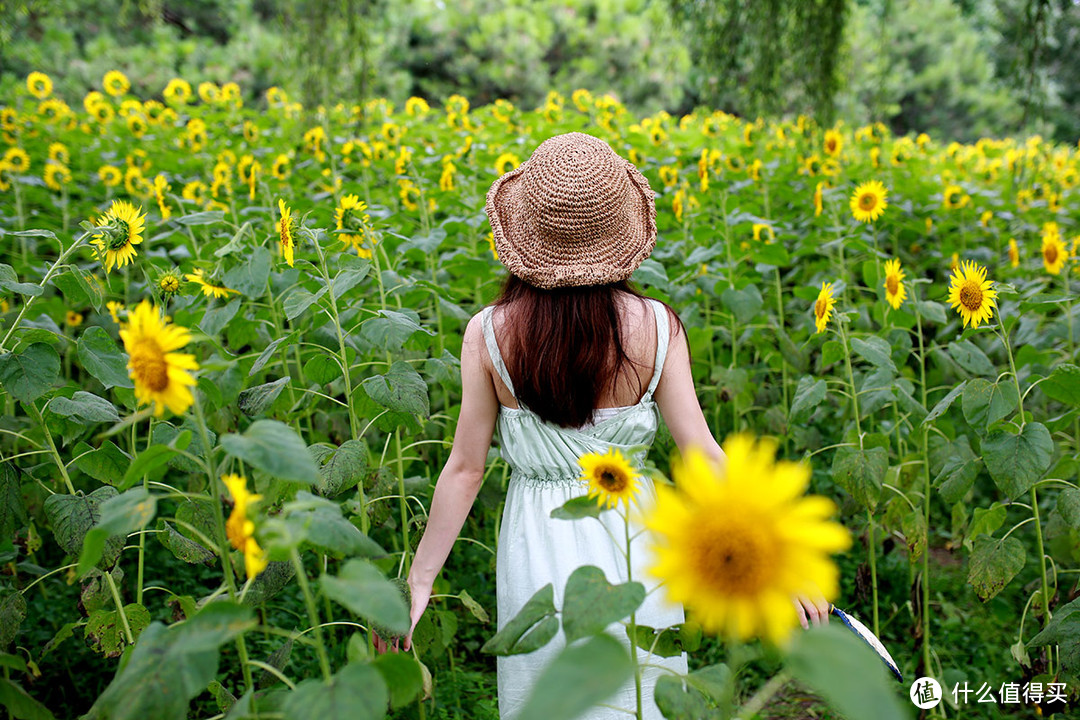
[283,287,327,321]
[221,420,319,484]
[628,622,702,658]
[1028,597,1080,675]
[516,633,634,720]
[72,440,130,485]
[361,310,435,352]
[720,284,763,324]
[550,495,604,521]
[283,492,386,558]
[78,326,133,389]
[948,339,995,376]
[156,520,216,565]
[654,675,711,719]
[0,676,56,720]
[561,565,644,643]
[850,336,897,374]
[961,378,1018,432]
[830,446,887,509]
[361,361,429,416]
[0,463,27,539]
[282,662,388,720]
[981,422,1054,499]
[1041,364,1080,406]
[200,298,241,337]
[78,488,158,574]
[789,376,826,425]
[47,391,120,423]
[785,624,908,720]
[371,653,423,710]
[0,593,27,649]
[0,343,59,403]
[0,264,43,297]
[309,439,368,497]
[43,486,123,569]
[481,583,559,656]
[321,560,410,636]
[85,604,151,657]
[237,377,289,417]
[222,247,271,297]
[967,535,1025,602]
[922,381,966,427]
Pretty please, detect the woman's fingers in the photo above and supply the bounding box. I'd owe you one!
[793,596,810,629]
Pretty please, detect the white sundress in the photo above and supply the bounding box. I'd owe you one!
[480,298,689,720]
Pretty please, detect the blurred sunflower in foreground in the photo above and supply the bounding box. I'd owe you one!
[644,435,850,646]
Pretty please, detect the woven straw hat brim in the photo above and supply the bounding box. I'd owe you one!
[485,136,657,289]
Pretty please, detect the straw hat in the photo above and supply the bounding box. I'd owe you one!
[485,132,657,289]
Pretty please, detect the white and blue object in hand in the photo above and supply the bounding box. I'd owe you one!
[829,604,904,683]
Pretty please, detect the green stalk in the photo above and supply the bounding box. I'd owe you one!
[624,511,642,720]
[912,290,933,686]
[312,232,361,440]
[28,403,76,494]
[395,429,410,575]
[291,549,333,682]
[104,568,134,644]
[136,416,153,606]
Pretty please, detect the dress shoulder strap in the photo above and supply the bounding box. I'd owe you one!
[644,298,670,400]
[480,305,516,397]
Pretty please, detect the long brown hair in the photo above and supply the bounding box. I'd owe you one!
[490,274,688,428]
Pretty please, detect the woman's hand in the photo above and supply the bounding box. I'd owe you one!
[793,589,832,630]
[373,576,432,654]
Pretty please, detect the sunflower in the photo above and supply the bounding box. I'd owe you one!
[1008,238,1020,269]
[126,113,147,138]
[943,184,969,210]
[47,143,69,166]
[182,180,206,205]
[813,181,824,217]
[643,436,850,646]
[801,155,821,176]
[91,200,146,272]
[813,281,836,334]
[406,96,430,116]
[91,102,115,124]
[883,258,906,309]
[43,163,71,191]
[399,179,421,212]
[156,268,183,299]
[752,224,775,243]
[659,165,679,188]
[979,210,993,228]
[197,81,220,104]
[947,260,998,330]
[163,78,192,105]
[494,152,520,177]
[103,70,129,97]
[4,147,29,174]
[106,301,125,324]
[439,158,456,192]
[26,71,52,99]
[1041,229,1069,276]
[486,231,498,260]
[271,154,291,181]
[222,474,269,580]
[336,194,372,257]
[65,310,84,327]
[153,174,172,220]
[119,300,198,417]
[276,199,296,267]
[823,129,843,157]
[185,268,239,300]
[849,180,888,223]
[265,86,288,106]
[96,165,121,188]
[578,446,641,510]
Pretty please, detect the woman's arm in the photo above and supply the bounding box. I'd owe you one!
[375,311,499,652]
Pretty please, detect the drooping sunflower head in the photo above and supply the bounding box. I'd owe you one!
[578,446,641,511]
[276,198,296,267]
[1008,238,1020,269]
[222,473,269,580]
[813,181,825,217]
[1041,232,1069,276]
[813,281,837,334]
[883,258,906,310]
[849,180,888,223]
[91,200,146,273]
[119,300,199,417]
[946,260,998,329]
[644,435,850,646]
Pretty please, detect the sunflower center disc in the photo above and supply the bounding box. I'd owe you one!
[860,194,875,210]
[959,282,983,311]
[886,275,899,295]
[1045,246,1058,264]
[695,520,776,595]
[814,298,828,319]
[599,469,625,493]
[130,340,170,392]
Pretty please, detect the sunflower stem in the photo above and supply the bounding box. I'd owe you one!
[867,508,879,637]
[624,509,643,720]
[28,402,76,495]
[736,670,789,720]
[104,567,135,645]
[912,289,935,694]
[291,548,333,683]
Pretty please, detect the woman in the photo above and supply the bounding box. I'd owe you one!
[374,132,832,717]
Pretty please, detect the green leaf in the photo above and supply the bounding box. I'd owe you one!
[85,604,151,657]
[310,439,368,497]
[916,300,947,324]
[1041,364,1080,406]
[321,559,410,636]
[789,376,826,425]
[629,622,701,658]
[459,589,489,624]
[282,662,388,720]
[936,456,979,505]
[1027,597,1080,675]
[151,420,214,474]
[372,652,423,710]
[831,446,887,509]
[0,463,27,539]
[43,486,123,569]
[720,284,763,324]
[850,336,897,373]
[256,639,294,690]
[78,327,133,389]
[964,503,1006,552]
[222,247,271,297]
[119,439,188,491]
[922,380,966,426]
[550,494,604,521]
[361,361,429,416]
[982,422,1054,498]
[967,535,1025,602]
[303,353,343,384]
[221,420,319,484]
[561,565,645,643]
[175,210,225,225]
[481,583,559,656]
[1058,488,1080,529]
[948,339,995,376]
[0,264,43,297]
[961,378,1018,432]
[237,377,289,417]
[284,492,386,558]
[241,561,295,605]
[200,298,241,337]
[786,624,908,720]
[0,593,27,649]
[360,309,434,352]
[156,520,216,565]
[72,441,130,485]
[47,391,120,424]
[0,343,59,403]
[516,634,634,720]
[78,488,157,574]
[249,334,293,377]
[633,258,669,289]
[654,674,711,719]
[0,677,57,720]
[283,286,326,321]
[332,257,371,300]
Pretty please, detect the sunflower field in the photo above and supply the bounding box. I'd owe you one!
[0,70,1078,720]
